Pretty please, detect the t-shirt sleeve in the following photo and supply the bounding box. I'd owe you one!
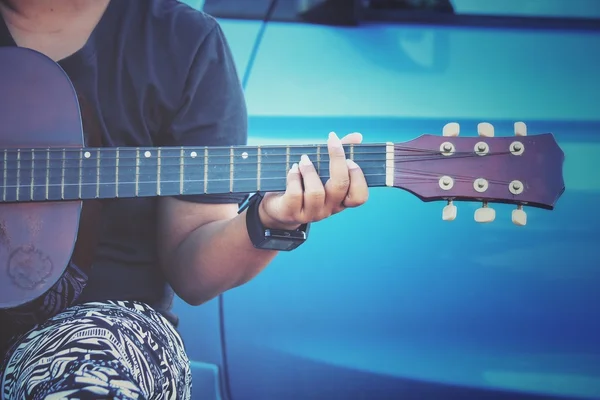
[165,21,249,205]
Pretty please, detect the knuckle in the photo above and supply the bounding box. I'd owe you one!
[306,189,326,200]
[286,191,303,201]
[316,210,331,221]
[332,178,350,191]
[332,206,345,214]
[344,192,368,207]
[295,214,312,224]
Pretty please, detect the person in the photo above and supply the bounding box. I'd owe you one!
[0,0,369,398]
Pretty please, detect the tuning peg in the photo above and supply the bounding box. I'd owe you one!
[443,122,460,137]
[442,200,457,221]
[474,202,496,223]
[477,122,494,137]
[514,121,527,136]
[512,205,527,226]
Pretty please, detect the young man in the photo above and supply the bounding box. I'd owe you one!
[0,0,368,398]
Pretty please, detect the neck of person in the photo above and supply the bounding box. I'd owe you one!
[0,0,109,34]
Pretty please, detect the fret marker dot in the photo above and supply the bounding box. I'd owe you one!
[241,152,248,159]
[190,151,197,158]
[84,151,91,158]
[144,151,151,158]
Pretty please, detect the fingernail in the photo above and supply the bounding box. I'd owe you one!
[300,154,311,165]
[346,159,359,169]
[289,163,299,173]
[329,131,341,144]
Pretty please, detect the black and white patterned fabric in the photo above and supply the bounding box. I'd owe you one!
[1,300,192,400]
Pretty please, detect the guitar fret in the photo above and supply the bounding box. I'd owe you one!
[45,149,50,200]
[2,149,6,202]
[30,149,34,200]
[203,147,208,194]
[16,149,20,201]
[135,149,140,196]
[285,145,290,172]
[229,146,234,193]
[78,149,82,199]
[350,143,354,161]
[257,146,261,191]
[60,149,65,199]
[115,149,120,197]
[316,145,321,173]
[179,148,184,195]
[156,148,161,196]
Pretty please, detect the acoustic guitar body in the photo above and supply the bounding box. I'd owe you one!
[0,48,85,309]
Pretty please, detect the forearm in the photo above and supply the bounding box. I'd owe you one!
[165,209,279,306]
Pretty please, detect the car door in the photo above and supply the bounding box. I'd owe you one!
[217,2,600,400]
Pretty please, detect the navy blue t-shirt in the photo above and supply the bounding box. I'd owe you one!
[0,0,248,325]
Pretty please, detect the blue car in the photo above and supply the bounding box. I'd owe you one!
[174,1,600,399]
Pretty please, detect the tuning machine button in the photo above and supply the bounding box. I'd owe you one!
[512,205,527,226]
[443,200,457,221]
[443,122,460,137]
[514,121,527,136]
[477,122,495,137]
[474,202,496,223]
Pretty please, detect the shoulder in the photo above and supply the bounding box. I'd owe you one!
[116,0,233,85]
[140,0,221,58]
[111,1,238,111]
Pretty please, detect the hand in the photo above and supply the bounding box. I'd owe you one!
[258,131,369,230]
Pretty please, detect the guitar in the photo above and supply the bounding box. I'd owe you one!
[0,46,565,311]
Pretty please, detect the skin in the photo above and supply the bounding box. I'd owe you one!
[0,0,370,306]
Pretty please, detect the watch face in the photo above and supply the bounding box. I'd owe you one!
[261,238,299,251]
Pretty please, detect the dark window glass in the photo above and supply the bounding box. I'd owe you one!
[198,0,600,30]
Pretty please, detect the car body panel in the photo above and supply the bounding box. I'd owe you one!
[172,3,600,400]
[223,20,600,400]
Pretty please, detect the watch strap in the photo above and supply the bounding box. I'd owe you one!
[242,192,309,251]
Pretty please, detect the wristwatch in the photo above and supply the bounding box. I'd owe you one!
[241,192,309,251]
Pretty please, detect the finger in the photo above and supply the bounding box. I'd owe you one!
[324,132,350,209]
[342,159,369,209]
[299,154,326,221]
[278,163,303,216]
[340,132,363,145]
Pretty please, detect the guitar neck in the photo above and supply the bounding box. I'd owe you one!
[1,143,391,202]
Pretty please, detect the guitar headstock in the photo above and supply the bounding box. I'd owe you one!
[393,122,565,226]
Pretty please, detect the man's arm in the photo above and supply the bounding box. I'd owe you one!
[154,15,367,306]
[157,132,367,307]
[156,199,277,306]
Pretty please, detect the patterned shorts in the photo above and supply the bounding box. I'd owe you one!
[1,301,192,400]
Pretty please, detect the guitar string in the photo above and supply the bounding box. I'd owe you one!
[0,162,518,187]
[0,153,524,188]
[0,143,461,152]
[0,173,517,191]
[0,141,527,156]
[0,150,517,171]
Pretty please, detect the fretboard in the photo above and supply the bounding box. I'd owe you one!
[0,144,389,202]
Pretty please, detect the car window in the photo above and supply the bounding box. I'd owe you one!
[200,0,600,29]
